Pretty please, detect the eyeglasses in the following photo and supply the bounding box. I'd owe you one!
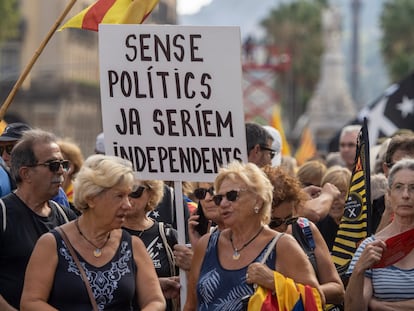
[213,189,246,205]
[268,216,298,229]
[259,145,277,159]
[194,187,214,200]
[29,160,70,172]
[129,185,147,198]
[0,145,14,155]
[391,183,414,195]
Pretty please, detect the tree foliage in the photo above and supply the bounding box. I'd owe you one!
[0,0,19,44]
[261,0,325,128]
[380,0,414,81]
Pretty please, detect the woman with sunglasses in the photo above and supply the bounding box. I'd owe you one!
[261,165,344,308]
[123,179,180,311]
[184,161,322,311]
[21,154,165,310]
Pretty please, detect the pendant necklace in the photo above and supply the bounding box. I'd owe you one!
[75,219,111,257]
[230,226,264,260]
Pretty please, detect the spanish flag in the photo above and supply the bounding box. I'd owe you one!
[295,125,317,166]
[248,270,323,310]
[60,0,159,32]
[270,105,291,156]
[331,118,372,277]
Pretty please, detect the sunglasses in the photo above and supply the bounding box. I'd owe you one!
[129,185,147,198]
[0,145,14,155]
[29,160,70,172]
[259,145,277,159]
[213,189,246,206]
[194,187,214,200]
[268,216,298,229]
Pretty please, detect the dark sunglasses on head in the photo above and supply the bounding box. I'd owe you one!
[268,216,298,229]
[259,145,277,159]
[0,145,14,155]
[213,189,245,206]
[28,160,70,172]
[194,187,214,200]
[129,185,147,198]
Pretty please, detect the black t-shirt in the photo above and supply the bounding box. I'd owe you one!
[0,193,77,308]
[316,214,339,252]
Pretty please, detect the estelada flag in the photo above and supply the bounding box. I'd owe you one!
[331,117,372,277]
[247,270,323,311]
[270,105,292,156]
[60,0,159,32]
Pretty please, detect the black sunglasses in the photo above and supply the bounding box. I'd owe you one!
[29,160,70,172]
[259,145,276,159]
[268,216,298,229]
[0,145,14,155]
[194,187,214,200]
[129,185,147,198]
[213,189,245,206]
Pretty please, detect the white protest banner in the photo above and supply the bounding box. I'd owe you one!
[98,25,247,182]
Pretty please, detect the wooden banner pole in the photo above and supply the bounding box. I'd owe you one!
[0,0,78,121]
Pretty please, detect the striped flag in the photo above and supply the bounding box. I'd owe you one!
[60,0,159,32]
[331,118,372,277]
[247,270,323,310]
[270,105,291,156]
[294,125,317,166]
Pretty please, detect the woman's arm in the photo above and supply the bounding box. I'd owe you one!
[132,236,166,311]
[344,239,385,311]
[20,233,58,311]
[310,222,344,304]
[369,298,414,311]
[183,233,210,311]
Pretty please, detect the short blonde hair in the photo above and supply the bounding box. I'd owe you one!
[214,161,273,224]
[74,154,134,211]
[140,180,164,212]
[321,165,351,192]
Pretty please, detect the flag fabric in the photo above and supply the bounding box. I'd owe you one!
[247,270,323,311]
[60,0,159,32]
[294,125,317,166]
[270,105,291,156]
[331,118,372,277]
[329,71,414,151]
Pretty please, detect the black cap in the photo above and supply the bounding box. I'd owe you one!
[0,122,32,142]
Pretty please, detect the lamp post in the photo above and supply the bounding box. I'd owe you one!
[351,0,362,111]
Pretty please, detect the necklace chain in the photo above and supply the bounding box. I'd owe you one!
[75,219,111,258]
[230,226,264,260]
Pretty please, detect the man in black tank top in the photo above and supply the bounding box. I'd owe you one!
[0,129,77,309]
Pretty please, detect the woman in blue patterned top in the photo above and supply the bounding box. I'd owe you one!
[20,154,165,310]
[345,158,414,311]
[184,161,321,311]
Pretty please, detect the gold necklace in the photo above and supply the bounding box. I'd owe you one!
[230,226,264,260]
[75,219,111,257]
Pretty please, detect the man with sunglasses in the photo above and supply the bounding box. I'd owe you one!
[245,122,276,168]
[0,129,77,310]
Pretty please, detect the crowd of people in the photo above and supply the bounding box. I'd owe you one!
[0,121,413,311]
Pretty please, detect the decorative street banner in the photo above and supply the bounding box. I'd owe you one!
[99,25,246,181]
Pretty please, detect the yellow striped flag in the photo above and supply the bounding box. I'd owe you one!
[270,105,291,156]
[294,125,317,166]
[331,118,372,277]
[60,0,159,32]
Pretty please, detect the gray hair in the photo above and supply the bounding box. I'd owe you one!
[74,154,134,211]
[340,125,361,140]
[388,158,414,189]
[10,129,58,184]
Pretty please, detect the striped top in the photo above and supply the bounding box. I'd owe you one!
[347,235,414,301]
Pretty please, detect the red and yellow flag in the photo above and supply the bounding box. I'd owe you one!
[270,105,291,156]
[60,0,159,32]
[295,125,317,166]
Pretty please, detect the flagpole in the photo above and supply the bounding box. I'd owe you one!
[0,0,78,121]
